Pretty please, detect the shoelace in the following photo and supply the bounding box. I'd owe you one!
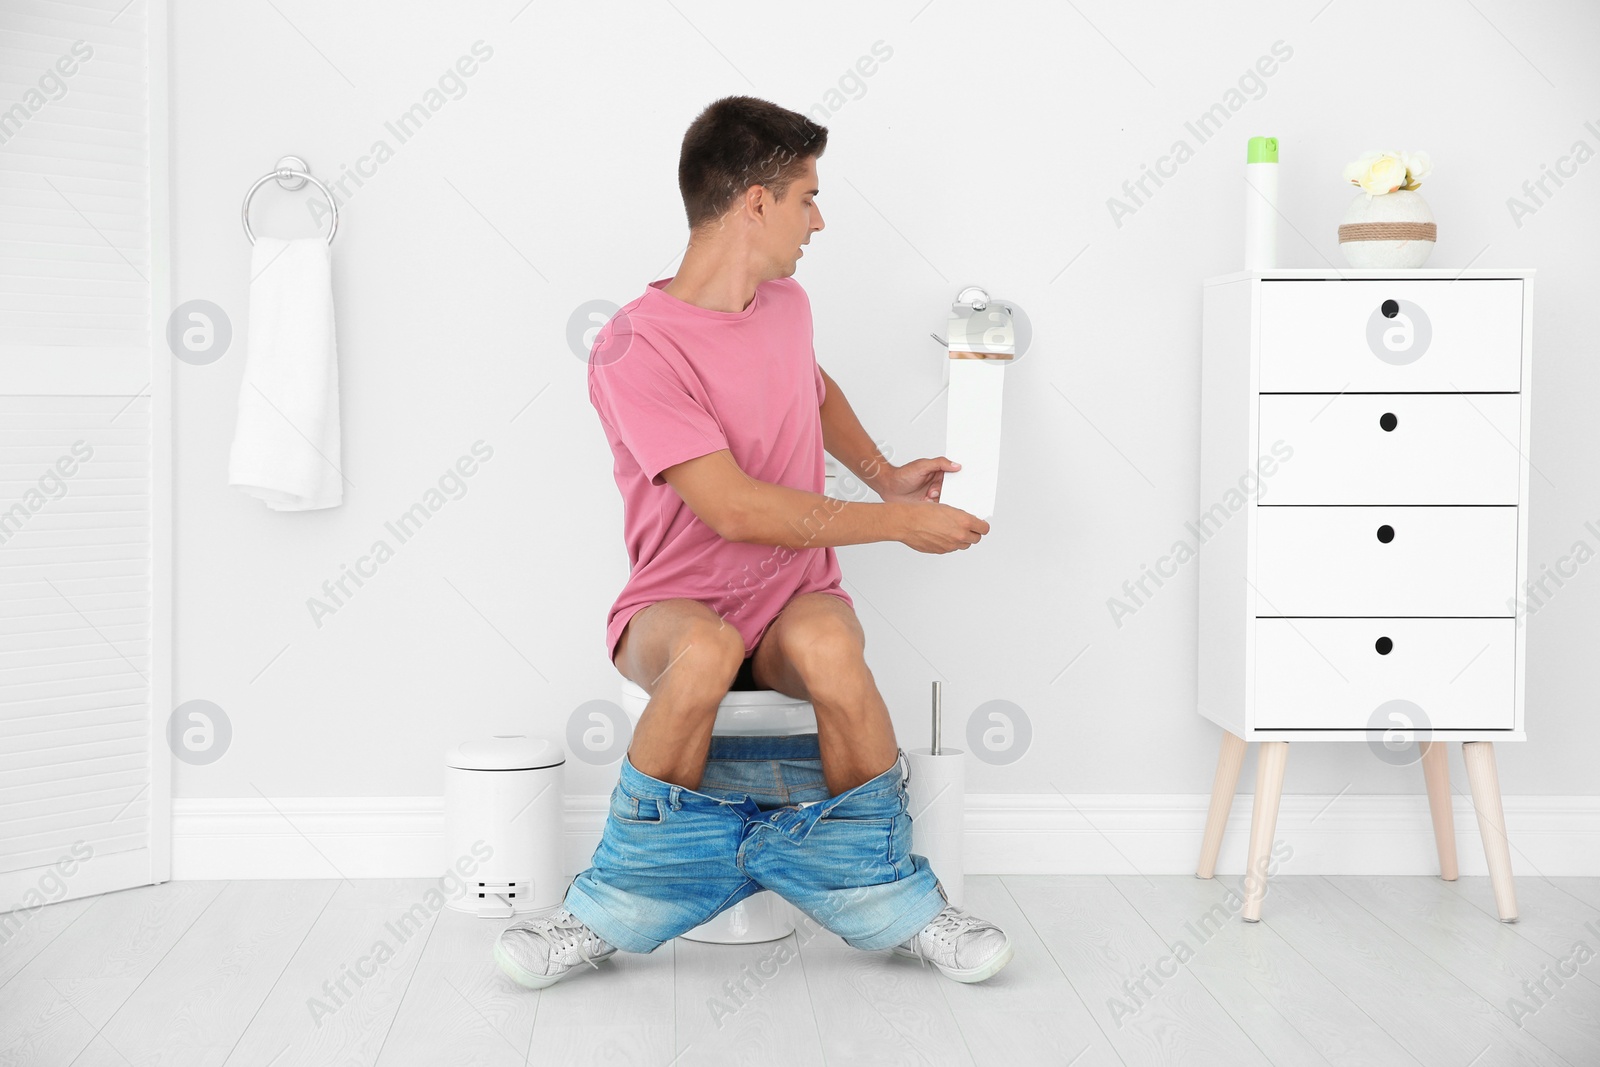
[513,910,611,971]
[902,906,984,966]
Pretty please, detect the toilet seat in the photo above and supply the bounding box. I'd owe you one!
[617,677,817,736]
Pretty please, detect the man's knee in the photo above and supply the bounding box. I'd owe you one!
[657,613,745,701]
[783,615,866,678]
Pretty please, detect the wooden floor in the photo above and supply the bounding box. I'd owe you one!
[2,874,1598,1066]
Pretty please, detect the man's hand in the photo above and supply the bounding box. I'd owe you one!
[898,500,989,553]
[872,457,961,505]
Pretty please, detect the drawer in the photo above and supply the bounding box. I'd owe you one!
[1259,279,1522,392]
[1254,618,1515,729]
[1254,506,1517,616]
[1258,393,1521,504]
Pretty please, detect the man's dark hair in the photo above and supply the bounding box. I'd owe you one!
[678,95,828,232]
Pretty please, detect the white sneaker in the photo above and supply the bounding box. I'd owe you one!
[891,905,1014,983]
[494,907,617,989]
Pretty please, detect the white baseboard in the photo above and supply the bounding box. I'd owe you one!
[169,793,1600,880]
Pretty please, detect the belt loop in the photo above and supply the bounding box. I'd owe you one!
[669,785,682,811]
[897,747,909,786]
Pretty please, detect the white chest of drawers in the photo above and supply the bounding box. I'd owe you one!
[1193,267,1535,923]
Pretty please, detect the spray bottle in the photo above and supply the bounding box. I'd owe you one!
[1245,136,1279,269]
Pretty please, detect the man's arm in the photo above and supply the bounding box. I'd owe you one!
[818,367,891,495]
[816,365,962,507]
[660,449,985,554]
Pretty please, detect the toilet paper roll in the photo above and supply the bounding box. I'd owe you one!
[906,747,966,908]
[940,359,1005,523]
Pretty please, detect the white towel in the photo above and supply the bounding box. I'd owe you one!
[228,236,342,511]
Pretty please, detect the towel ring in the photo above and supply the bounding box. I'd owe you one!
[241,155,338,246]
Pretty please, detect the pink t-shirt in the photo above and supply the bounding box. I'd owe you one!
[588,275,853,663]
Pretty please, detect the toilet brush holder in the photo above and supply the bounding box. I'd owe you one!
[908,681,966,907]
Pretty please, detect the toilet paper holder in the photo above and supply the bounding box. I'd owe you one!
[929,286,1016,357]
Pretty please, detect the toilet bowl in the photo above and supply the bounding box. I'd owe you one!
[617,676,817,944]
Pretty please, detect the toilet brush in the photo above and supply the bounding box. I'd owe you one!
[907,680,967,907]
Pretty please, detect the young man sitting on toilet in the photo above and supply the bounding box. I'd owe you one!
[495,95,1013,988]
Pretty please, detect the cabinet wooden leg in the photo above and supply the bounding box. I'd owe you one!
[1462,741,1518,923]
[1240,741,1288,923]
[1197,730,1248,879]
[1420,739,1458,881]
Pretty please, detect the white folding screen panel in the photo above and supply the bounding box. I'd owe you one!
[0,0,171,909]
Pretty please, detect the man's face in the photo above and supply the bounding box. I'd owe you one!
[766,155,824,276]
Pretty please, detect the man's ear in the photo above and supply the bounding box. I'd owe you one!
[745,182,772,223]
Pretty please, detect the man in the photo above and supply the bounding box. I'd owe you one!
[495,95,1013,989]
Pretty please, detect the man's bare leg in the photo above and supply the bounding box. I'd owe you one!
[613,599,746,791]
[748,591,898,796]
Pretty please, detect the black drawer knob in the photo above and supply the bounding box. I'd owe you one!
[1375,636,1393,655]
[1379,412,1398,432]
[1376,524,1395,543]
[1381,299,1400,318]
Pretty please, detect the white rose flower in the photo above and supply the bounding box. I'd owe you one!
[1341,149,1383,185]
[1343,150,1409,196]
[1400,150,1431,189]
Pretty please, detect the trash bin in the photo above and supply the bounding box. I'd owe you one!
[443,734,565,918]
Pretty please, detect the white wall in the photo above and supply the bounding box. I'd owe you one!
[170,0,1600,811]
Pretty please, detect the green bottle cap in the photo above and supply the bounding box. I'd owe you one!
[1247,136,1278,163]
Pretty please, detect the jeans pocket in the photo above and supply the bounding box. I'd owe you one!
[610,783,665,824]
[812,797,897,878]
[825,780,904,822]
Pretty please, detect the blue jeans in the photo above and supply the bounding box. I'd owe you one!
[562,733,948,953]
